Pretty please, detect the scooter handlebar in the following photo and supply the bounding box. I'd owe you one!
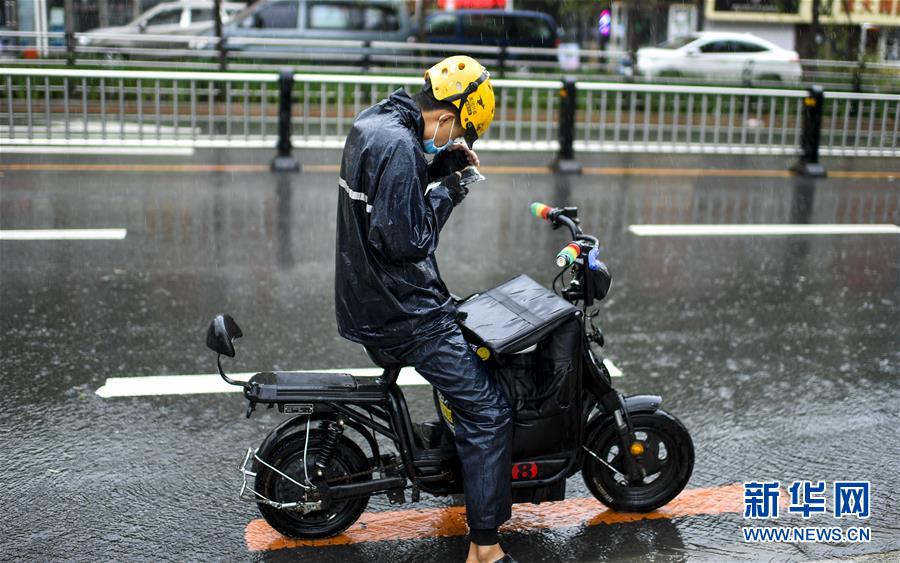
[530,202,582,241]
[556,242,581,268]
[530,202,554,220]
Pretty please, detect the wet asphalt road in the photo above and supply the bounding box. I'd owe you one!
[1,148,898,562]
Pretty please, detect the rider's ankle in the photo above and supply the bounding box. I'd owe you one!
[475,543,504,563]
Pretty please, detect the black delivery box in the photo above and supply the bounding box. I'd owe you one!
[458,274,579,355]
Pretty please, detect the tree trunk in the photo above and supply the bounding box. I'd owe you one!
[98,0,109,28]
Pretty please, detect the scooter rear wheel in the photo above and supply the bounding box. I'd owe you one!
[255,430,371,539]
[582,409,693,513]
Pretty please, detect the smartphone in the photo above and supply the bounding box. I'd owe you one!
[458,166,486,187]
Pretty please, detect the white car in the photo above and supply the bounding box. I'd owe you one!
[636,32,802,85]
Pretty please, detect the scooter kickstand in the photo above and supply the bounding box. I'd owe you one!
[387,488,406,504]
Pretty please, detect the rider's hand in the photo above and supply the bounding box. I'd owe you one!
[440,171,468,206]
[446,143,480,167]
[427,143,479,181]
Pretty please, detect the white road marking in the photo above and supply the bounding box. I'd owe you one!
[628,224,900,237]
[0,228,127,240]
[97,373,247,398]
[97,368,424,398]
[0,146,195,156]
[95,360,623,398]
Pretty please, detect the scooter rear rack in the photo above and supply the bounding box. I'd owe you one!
[238,447,323,514]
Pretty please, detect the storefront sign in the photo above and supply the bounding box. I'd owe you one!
[714,0,801,14]
[820,0,900,24]
[707,0,900,23]
[706,0,809,22]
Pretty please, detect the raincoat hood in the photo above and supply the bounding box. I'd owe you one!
[388,89,426,142]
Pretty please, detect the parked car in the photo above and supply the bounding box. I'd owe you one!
[636,32,802,84]
[423,9,559,50]
[78,0,243,50]
[0,25,13,60]
[217,0,413,50]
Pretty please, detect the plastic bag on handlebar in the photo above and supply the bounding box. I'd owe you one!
[457,274,578,355]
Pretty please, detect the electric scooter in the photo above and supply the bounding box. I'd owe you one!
[205,202,694,539]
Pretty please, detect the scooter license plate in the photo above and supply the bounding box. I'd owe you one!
[283,403,315,415]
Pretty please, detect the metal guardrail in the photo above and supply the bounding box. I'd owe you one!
[577,83,808,156]
[0,30,619,77]
[1,30,898,92]
[1,67,897,159]
[821,91,900,157]
[577,83,899,157]
[0,68,563,151]
[0,68,279,147]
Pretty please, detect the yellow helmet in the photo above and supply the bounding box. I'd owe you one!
[424,55,495,146]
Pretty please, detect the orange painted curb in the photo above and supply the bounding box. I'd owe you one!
[582,167,793,178]
[0,163,269,172]
[245,483,745,552]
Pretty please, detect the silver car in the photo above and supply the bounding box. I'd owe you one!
[636,32,802,85]
[79,1,244,50]
[219,0,412,52]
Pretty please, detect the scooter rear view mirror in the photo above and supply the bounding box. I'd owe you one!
[206,314,243,357]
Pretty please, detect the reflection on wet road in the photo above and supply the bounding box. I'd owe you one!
[0,149,897,561]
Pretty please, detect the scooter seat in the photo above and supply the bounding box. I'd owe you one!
[246,371,388,403]
[249,371,355,395]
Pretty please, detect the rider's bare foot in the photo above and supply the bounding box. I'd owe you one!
[465,542,506,563]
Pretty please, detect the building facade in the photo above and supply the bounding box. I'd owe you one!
[705,0,900,60]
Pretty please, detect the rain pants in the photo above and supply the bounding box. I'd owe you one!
[334,89,513,532]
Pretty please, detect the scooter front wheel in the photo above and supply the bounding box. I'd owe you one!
[255,430,371,539]
[582,409,694,513]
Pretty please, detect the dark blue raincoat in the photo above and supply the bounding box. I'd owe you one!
[334,89,512,533]
[335,89,457,345]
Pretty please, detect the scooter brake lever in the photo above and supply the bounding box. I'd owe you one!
[560,206,579,221]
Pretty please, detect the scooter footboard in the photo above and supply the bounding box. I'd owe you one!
[509,456,573,504]
[512,479,566,504]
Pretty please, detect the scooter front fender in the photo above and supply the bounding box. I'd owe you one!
[584,393,662,446]
[622,394,662,414]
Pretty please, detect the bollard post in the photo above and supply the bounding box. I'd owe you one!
[65,31,75,66]
[741,59,754,88]
[790,85,826,178]
[64,0,75,66]
[552,77,582,175]
[361,40,371,72]
[271,69,300,173]
[213,0,227,72]
[850,61,863,117]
